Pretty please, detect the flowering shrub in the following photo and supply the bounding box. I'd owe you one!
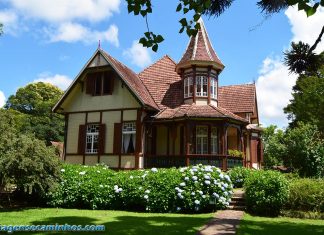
[175,165,233,213]
[47,164,233,213]
[228,167,253,188]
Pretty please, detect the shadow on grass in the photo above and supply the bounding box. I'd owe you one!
[9,214,209,235]
[237,218,324,235]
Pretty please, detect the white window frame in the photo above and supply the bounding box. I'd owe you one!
[184,77,193,98]
[196,126,208,154]
[211,127,218,154]
[195,76,208,97]
[122,122,136,154]
[86,124,99,154]
[211,77,217,99]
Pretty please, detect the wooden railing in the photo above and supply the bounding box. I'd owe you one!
[144,154,243,170]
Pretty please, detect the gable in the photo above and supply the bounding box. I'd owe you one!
[218,84,258,115]
[53,49,158,113]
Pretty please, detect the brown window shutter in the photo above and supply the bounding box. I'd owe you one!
[113,123,122,154]
[151,126,157,155]
[78,125,86,154]
[85,74,95,95]
[180,126,184,155]
[98,124,106,154]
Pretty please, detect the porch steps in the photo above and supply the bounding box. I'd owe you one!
[229,189,246,211]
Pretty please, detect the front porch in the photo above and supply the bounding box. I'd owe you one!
[144,119,247,171]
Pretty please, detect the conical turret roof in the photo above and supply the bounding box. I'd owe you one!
[176,18,224,72]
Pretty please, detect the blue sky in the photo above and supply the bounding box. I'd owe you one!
[0,1,323,128]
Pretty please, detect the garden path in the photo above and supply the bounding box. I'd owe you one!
[197,210,244,235]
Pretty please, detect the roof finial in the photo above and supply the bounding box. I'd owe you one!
[98,40,101,49]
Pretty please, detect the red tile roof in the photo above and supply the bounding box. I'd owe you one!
[177,18,224,69]
[154,103,248,123]
[101,50,159,110]
[218,84,256,113]
[139,55,183,109]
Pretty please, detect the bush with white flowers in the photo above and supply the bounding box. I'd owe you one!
[47,164,233,213]
[174,164,233,212]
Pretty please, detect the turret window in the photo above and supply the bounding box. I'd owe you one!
[211,77,217,99]
[196,76,208,97]
[184,77,193,98]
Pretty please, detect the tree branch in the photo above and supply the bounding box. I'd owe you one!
[309,25,324,53]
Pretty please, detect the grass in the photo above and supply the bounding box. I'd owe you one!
[0,208,212,235]
[237,213,324,235]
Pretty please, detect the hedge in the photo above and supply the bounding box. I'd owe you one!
[47,164,233,213]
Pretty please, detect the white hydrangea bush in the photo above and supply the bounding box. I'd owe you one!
[174,164,233,212]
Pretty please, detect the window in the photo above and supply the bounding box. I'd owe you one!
[184,76,193,98]
[86,71,113,96]
[211,127,218,154]
[86,124,99,154]
[211,77,217,99]
[196,76,208,97]
[196,126,208,154]
[122,122,136,153]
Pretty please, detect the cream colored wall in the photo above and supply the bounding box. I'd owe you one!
[156,125,167,155]
[61,77,140,112]
[66,113,85,153]
[196,98,208,105]
[87,112,100,123]
[102,111,120,153]
[121,156,135,168]
[246,135,251,161]
[65,155,83,164]
[123,110,137,121]
[85,155,98,165]
[100,155,119,168]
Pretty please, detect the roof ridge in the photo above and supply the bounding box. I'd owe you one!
[219,83,255,88]
[138,55,176,77]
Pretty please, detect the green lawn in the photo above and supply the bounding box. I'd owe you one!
[237,213,324,235]
[0,208,212,235]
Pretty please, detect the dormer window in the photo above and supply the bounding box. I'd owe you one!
[85,71,114,96]
[184,76,193,98]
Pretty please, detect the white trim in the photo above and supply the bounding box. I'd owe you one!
[199,18,213,61]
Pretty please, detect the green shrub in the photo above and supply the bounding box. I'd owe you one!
[0,134,61,197]
[228,167,252,188]
[244,170,289,216]
[48,164,233,213]
[285,178,324,213]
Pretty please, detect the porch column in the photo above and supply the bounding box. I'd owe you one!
[222,124,228,171]
[185,121,190,166]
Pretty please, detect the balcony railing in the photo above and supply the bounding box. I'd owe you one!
[144,154,243,171]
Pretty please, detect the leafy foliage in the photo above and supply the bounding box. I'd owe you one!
[228,149,244,158]
[48,164,233,213]
[228,167,253,188]
[4,82,64,144]
[283,123,324,178]
[244,170,289,216]
[286,178,324,212]
[125,0,323,51]
[284,65,324,133]
[262,125,286,168]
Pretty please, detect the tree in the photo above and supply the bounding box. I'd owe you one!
[284,64,324,133]
[283,122,324,177]
[0,22,3,35]
[126,0,324,51]
[262,125,286,168]
[5,82,64,145]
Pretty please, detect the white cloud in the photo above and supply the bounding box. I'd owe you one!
[0,9,20,35]
[123,40,152,68]
[45,23,119,46]
[285,6,324,53]
[0,91,6,108]
[256,57,297,128]
[7,0,120,23]
[34,73,72,90]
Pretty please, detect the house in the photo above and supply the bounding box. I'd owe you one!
[53,19,263,170]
